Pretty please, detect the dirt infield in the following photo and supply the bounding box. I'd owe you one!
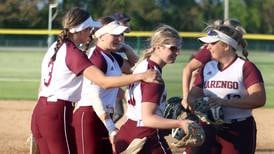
[0,100,273,154]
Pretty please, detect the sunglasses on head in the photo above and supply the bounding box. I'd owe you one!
[163,44,181,52]
[207,30,218,36]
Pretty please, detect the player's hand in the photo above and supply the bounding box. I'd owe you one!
[142,69,162,83]
[180,119,193,134]
[181,98,192,111]
[117,42,133,53]
[109,129,118,153]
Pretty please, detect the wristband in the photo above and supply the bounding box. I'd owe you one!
[103,119,117,135]
[109,130,118,137]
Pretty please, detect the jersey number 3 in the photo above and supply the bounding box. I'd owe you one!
[127,84,136,106]
[44,60,55,87]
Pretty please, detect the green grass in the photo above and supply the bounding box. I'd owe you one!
[0,50,273,108]
[0,50,43,100]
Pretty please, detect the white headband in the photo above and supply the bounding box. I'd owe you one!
[69,17,101,33]
[215,30,238,49]
[94,21,128,38]
[198,30,238,49]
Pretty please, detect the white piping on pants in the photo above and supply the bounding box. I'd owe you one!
[81,112,85,154]
[156,129,166,154]
[64,106,71,154]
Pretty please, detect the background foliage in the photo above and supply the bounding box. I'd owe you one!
[0,0,274,33]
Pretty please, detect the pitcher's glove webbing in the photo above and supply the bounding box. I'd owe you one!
[171,122,205,148]
[163,96,184,119]
[190,97,224,125]
[164,96,205,147]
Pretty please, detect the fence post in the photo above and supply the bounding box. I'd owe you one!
[47,3,58,47]
[136,37,141,54]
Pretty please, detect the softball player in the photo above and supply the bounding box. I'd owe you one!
[187,24,266,154]
[111,12,136,123]
[112,12,131,32]
[181,18,244,109]
[114,25,193,154]
[31,8,158,154]
[73,17,137,154]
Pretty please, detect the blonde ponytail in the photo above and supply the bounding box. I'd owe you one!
[140,47,155,60]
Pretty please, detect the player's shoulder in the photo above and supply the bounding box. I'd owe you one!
[243,61,260,72]
[86,46,96,57]
[133,59,149,73]
[238,57,257,68]
[239,57,262,76]
[85,47,107,72]
[65,40,78,50]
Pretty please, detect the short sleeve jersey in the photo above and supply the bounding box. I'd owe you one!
[194,57,264,120]
[194,45,211,65]
[126,58,166,126]
[77,46,123,110]
[39,41,92,102]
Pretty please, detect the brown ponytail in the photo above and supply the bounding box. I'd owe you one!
[83,28,97,53]
[51,29,70,61]
[234,26,248,60]
[141,47,155,60]
[50,7,90,61]
[239,39,249,60]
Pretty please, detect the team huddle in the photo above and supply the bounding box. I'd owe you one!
[30,7,266,154]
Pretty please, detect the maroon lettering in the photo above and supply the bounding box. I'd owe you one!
[211,81,216,88]
[233,82,239,89]
[227,81,232,89]
[44,60,54,87]
[127,84,136,106]
[221,81,226,88]
[204,80,239,89]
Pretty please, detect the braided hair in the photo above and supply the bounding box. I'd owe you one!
[51,7,90,61]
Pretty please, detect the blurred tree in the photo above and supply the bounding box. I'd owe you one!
[229,0,248,29]
[162,0,205,31]
[127,0,164,30]
[227,0,274,34]
[0,0,48,28]
[242,0,262,33]
[0,0,273,34]
[259,0,274,33]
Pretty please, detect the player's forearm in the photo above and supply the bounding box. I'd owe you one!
[100,74,143,88]
[142,114,182,129]
[123,44,139,65]
[121,61,134,74]
[222,92,266,109]
[182,67,192,98]
[187,87,204,104]
[221,83,266,109]
[89,91,107,118]
[84,66,143,89]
